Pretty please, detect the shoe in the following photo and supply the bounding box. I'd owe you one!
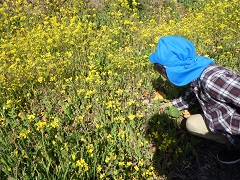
[217,148,240,164]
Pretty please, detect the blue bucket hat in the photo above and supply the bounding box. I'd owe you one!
[149,36,214,86]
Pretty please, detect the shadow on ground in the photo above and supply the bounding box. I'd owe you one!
[169,139,240,180]
[146,113,240,180]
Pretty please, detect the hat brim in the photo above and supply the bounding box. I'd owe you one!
[149,52,158,64]
[166,56,214,86]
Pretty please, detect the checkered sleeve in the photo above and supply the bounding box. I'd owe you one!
[206,70,240,108]
[171,88,197,110]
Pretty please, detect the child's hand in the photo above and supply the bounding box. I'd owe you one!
[158,102,171,114]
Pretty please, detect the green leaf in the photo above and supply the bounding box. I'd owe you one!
[167,106,181,118]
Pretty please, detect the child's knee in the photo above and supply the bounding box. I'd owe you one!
[186,114,206,134]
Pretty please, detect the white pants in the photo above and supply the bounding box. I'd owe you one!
[186,114,228,144]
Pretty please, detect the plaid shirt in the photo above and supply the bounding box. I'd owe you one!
[171,64,240,148]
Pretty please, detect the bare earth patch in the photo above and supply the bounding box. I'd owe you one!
[168,138,240,180]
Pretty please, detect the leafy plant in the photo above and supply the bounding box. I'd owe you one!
[0,0,239,179]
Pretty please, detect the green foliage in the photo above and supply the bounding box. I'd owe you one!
[166,106,182,118]
[0,0,239,179]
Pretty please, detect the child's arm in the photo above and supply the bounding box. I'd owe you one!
[170,87,197,110]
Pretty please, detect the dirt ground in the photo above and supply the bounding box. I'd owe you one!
[168,138,240,180]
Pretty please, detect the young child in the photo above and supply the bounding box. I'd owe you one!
[149,36,240,164]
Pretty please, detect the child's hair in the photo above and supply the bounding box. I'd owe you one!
[153,63,167,77]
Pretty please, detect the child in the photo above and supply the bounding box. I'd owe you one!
[149,36,240,164]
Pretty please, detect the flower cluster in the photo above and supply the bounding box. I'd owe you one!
[0,0,239,179]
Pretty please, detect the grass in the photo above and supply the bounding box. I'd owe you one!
[0,0,239,179]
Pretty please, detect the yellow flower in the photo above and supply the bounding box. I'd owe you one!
[13,150,18,157]
[50,118,59,128]
[128,114,135,120]
[86,144,94,152]
[134,165,139,171]
[118,162,125,166]
[126,161,132,167]
[109,152,117,160]
[21,150,28,158]
[127,99,135,106]
[27,114,35,121]
[76,158,88,171]
[18,112,24,119]
[116,116,125,123]
[35,121,47,130]
[138,159,144,167]
[18,129,31,139]
[106,134,112,139]
[72,154,76,161]
[37,77,44,83]
[3,100,13,109]
[80,137,86,143]
[100,173,106,179]
[65,51,73,58]
[105,157,110,163]
[116,89,124,95]
[97,165,102,173]
[76,115,84,123]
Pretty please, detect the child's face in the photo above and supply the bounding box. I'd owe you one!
[153,63,167,79]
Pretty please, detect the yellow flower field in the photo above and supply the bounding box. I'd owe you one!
[0,0,239,179]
